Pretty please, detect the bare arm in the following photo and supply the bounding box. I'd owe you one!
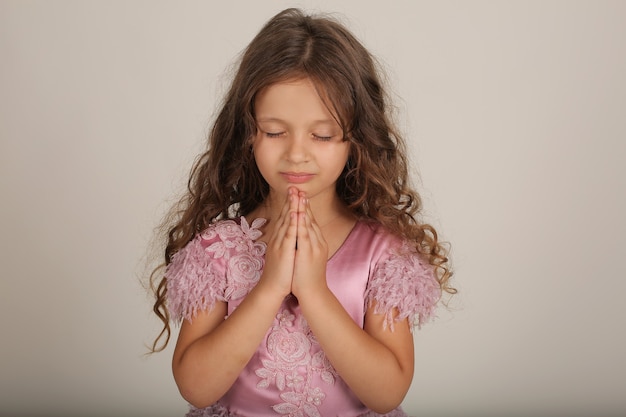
[172,282,286,408]
[172,191,300,408]
[292,198,414,413]
[297,289,414,413]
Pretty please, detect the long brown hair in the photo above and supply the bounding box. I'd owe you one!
[149,8,454,352]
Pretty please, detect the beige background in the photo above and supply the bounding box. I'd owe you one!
[1,1,625,416]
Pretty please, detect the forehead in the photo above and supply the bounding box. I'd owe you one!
[254,78,340,125]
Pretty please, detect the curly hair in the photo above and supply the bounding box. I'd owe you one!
[149,8,454,352]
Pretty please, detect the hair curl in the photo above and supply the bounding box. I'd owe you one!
[149,8,454,352]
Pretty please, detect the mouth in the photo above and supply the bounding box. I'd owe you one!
[280,172,315,184]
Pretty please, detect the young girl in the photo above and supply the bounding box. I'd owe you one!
[150,8,454,417]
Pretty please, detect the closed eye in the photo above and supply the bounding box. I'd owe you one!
[264,131,285,138]
[313,134,333,142]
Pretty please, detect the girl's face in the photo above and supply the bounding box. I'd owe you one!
[253,78,350,203]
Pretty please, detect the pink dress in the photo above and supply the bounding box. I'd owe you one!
[166,217,440,417]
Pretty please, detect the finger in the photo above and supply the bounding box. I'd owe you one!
[304,197,324,243]
[282,190,299,248]
[272,189,297,242]
[297,197,319,248]
[271,198,290,240]
[296,210,310,249]
[290,188,300,214]
[304,200,324,247]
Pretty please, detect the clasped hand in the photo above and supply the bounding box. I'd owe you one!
[261,187,329,299]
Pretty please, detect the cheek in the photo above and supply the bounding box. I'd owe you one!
[252,141,280,184]
[325,145,350,174]
[252,140,272,164]
[335,144,351,166]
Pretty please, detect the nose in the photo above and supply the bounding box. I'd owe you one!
[285,134,309,163]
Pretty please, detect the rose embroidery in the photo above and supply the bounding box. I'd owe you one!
[256,309,337,416]
[267,328,311,368]
[214,220,245,239]
[201,218,267,300]
[226,252,263,300]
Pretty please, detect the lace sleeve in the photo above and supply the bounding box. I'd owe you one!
[165,234,227,323]
[365,241,441,331]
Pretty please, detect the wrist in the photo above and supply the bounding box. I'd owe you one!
[293,283,332,309]
[246,280,289,308]
[252,279,291,306]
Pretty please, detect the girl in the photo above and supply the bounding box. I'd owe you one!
[150,8,454,417]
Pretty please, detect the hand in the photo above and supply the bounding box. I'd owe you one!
[291,192,329,299]
[258,188,299,297]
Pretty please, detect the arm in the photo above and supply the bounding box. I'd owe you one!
[172,190,301,407]
[172,281,286,408]
[292,198,415,413]
[297,289,414,413]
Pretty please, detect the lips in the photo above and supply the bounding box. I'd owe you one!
[280,172,315,184]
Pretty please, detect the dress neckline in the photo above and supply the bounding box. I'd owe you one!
[327,219,361,263]
[242,216,361,262]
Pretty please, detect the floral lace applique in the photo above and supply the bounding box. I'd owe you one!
[255,309,338,416]
[201,217,267,300]
[366,240,440,330]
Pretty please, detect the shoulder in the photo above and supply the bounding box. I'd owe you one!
[361,221,441,329]
[350,220,406,263]
[198,217,267,247]
[164,217,267,322]
[167,217,266,265]
[168,216,267,277]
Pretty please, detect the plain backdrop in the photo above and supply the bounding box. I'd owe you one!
[1,1,625,416]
